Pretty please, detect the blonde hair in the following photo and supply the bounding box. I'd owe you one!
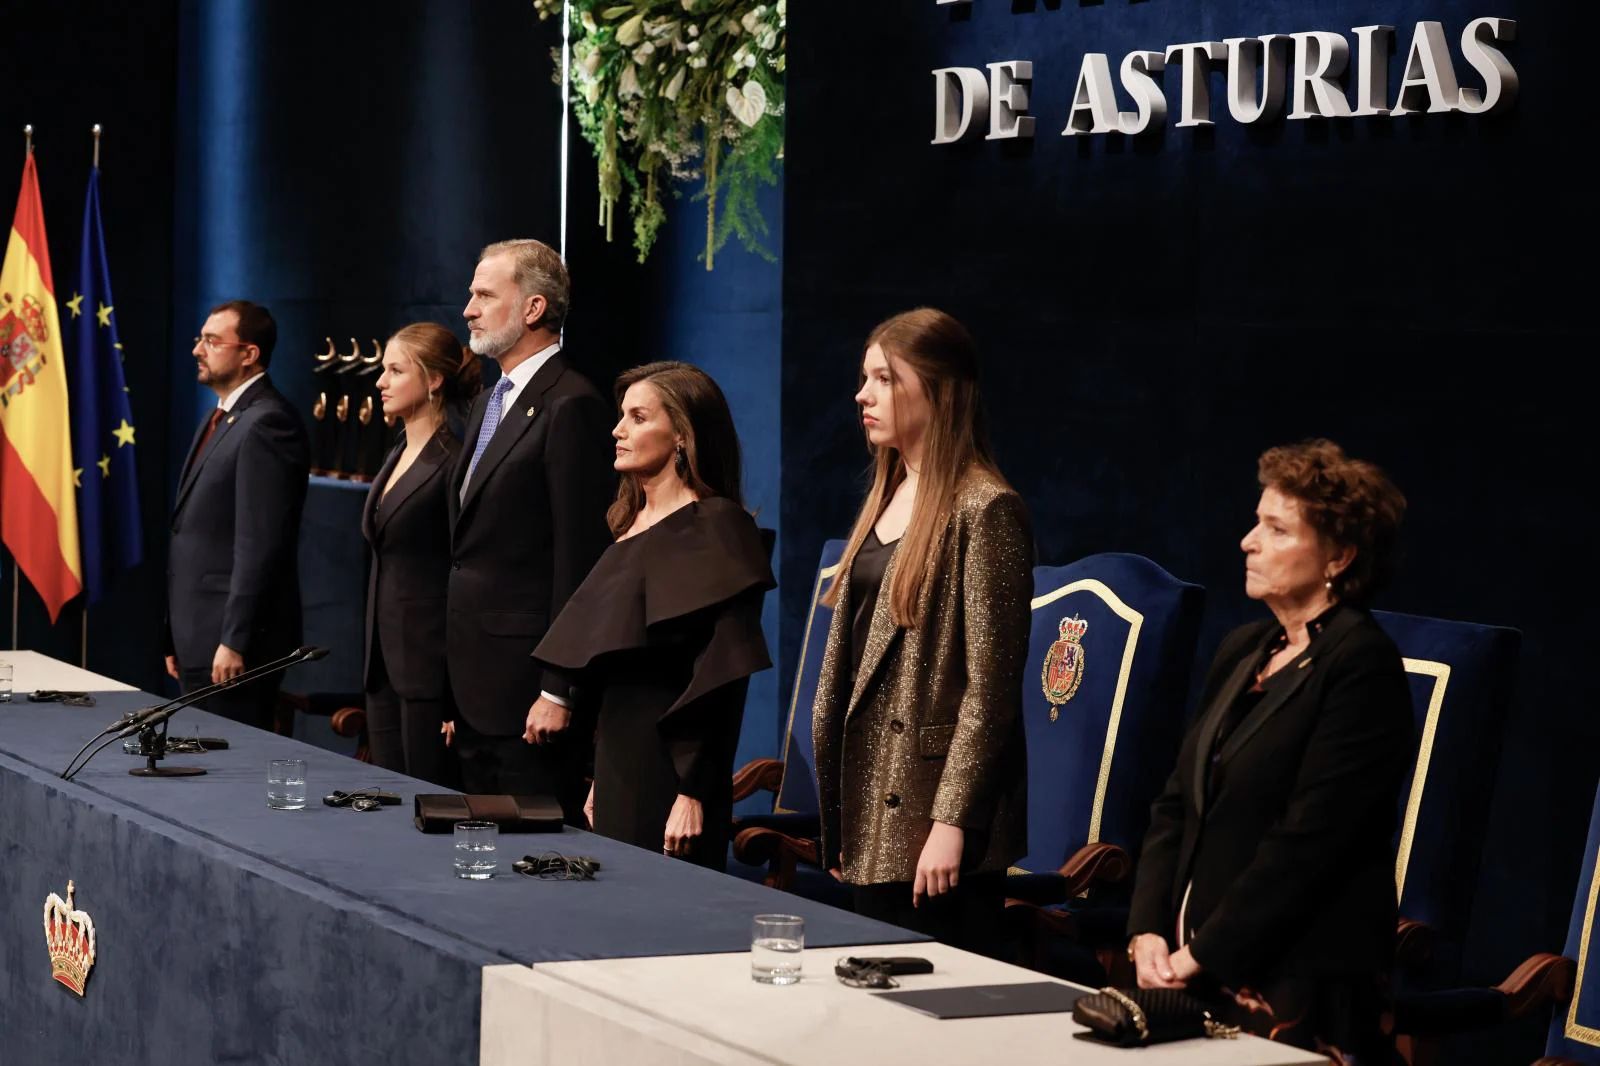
[823,308,1010,626]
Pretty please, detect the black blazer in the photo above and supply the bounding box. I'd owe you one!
[445,351,614,736]
[166,375,310,669]
[1128,605,1415,986]
[362,429,460,700]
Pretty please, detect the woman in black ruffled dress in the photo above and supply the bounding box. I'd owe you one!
[534,361,774,870]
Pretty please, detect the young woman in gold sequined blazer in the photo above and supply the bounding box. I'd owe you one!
[811,308,1033,957]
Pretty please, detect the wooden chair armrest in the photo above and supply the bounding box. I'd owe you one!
[328,706,367,739]
[1396,916,1440,969]
[731,758,786,803]
[1056,842,1133,897]
[732,826,820,890]
[1495,953,1576,1019]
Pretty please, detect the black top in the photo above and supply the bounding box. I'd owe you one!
[849,530,896,676]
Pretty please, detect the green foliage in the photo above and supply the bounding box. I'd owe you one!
[532,0,786,268]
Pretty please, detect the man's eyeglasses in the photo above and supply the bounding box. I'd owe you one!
[194,336,251,353]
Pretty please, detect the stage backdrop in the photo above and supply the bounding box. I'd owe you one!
[781,2,1590,1061]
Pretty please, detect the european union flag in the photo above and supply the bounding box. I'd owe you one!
[67,165,142,604]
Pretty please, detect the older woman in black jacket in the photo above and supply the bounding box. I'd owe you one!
[1128,439,1412,1061]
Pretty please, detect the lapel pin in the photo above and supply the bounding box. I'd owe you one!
[1297,657,1313,669]
[226,415,237,424]
[525,406,537,417]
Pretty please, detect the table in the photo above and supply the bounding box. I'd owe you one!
[482,942,1328,1065]
[1,653,920,1065]
[0,650,137,692]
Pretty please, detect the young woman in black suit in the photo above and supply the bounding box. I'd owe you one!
[1128,439,1412,1061]
[362,323,479,784]
[534,362,774,870]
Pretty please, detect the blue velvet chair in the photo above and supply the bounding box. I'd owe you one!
[1003,554,1204,969]
[730,540,845,897]
[1538,780,1600,1064]
[1374,610,1522,984]
[1011,553,1206,882]
[1387,777,1582,1065]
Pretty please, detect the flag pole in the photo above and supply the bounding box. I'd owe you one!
[79,124,102,669]
[11,126,30,649]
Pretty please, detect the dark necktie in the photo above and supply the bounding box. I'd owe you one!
[187,408,225,474]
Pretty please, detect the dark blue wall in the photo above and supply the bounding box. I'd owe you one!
[782,2,1589,1060]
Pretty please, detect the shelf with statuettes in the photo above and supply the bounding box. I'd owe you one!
[310,336,393,482]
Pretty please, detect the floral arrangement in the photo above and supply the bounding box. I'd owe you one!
[532,0,786,269]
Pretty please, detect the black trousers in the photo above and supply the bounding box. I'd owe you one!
[852,871,1006,959]
[451,714,588,826]
[365,651,452,787]
[180,665,280,731]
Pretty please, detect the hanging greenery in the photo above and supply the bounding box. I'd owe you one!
[532,0,786,270]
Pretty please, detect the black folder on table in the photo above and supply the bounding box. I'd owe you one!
[871,981,1087,1019]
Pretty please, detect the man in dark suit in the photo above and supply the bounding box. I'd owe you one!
[164,300,310,728]
[447,239,613,817]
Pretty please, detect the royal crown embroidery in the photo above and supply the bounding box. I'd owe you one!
[1041,615,1088,721]
[43,880,96,996]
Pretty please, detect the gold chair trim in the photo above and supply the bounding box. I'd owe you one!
[1394,657,1450,903]
[1567,818,1600,1045]
[1030,578,1144,848]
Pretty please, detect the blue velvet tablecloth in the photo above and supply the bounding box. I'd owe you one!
[0,689,921,1066]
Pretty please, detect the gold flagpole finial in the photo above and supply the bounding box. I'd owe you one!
[92,125,102,168]
[23,125,33,155]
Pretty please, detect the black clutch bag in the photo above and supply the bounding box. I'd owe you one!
[412,794,565,833]
[1072,987,1240,1047]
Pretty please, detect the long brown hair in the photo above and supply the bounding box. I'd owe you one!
[606,361,744,538]
[823,308,1009,626]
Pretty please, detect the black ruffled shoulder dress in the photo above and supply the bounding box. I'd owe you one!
[534,497,775,870]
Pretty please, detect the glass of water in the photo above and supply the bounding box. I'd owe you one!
[454,821,499,880]
[751,913,804,984]
[266,759,307,810]
[0,660,13,703]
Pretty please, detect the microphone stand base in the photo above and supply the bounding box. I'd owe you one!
[129,766,207,777]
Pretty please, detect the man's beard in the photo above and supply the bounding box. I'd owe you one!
[469,318,523,359]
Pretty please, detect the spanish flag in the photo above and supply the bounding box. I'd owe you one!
[1,151,82,622]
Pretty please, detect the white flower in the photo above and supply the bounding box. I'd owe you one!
[584,80,601,105]
[619,63,641,96]
[689,55,708,68]
[759,29,776,50]
[687,24,698,37]
[687,40,700,53]
[741,10,762,34]
[681,0,695,9]
[663,67,686,100]
[580,49,602,77]
[744,52,757,68]
[616,13,646,46]
[581,12,597,34]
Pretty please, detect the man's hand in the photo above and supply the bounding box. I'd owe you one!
[210,644,245,686]
[164,655,180,681]
[440,721,456,748]
[583,782,596,829]
[912,821,964,907]
[522,696,571,744]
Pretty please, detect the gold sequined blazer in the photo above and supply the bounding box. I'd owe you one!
[812,467,1033,885]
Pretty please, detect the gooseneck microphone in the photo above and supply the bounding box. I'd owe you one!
[59,646,330,782]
